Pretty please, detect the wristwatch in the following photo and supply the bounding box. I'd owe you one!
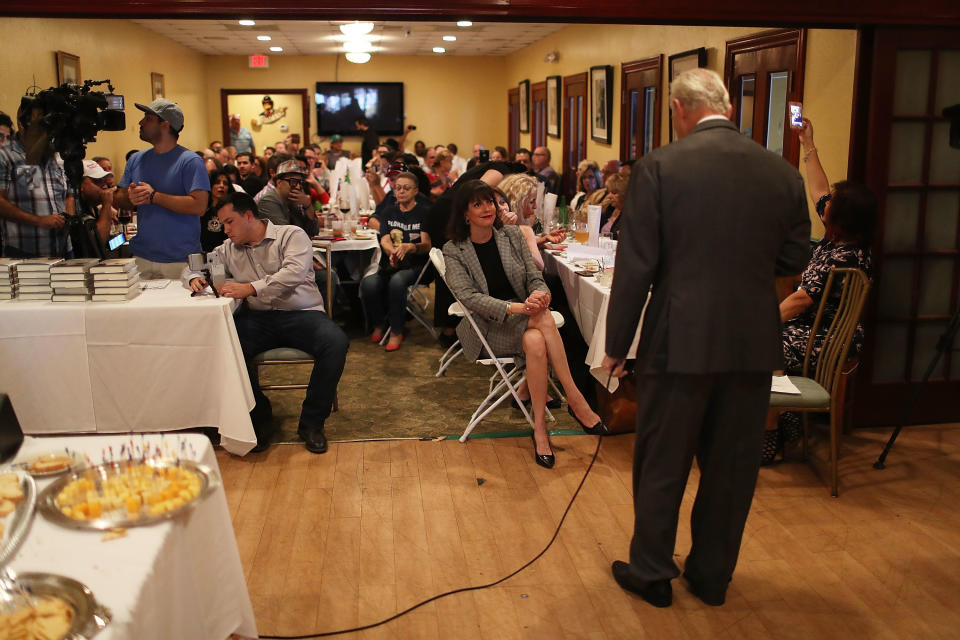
[149,190,157,204]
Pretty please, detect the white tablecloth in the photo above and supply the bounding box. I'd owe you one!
[543,247,644,392]
[0,287,256,456]
[9,434,257,640]
[313,236,380,280]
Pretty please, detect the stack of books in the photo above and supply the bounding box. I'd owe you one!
[90,258,141,302]
[50,258,100,302]
[0,259,21,300]
[15,258,63,301]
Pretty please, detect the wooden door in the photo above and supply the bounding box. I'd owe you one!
[562,72,588,201]
[508,87,519,158]
[724,29,806,166]
[531,81,547,149]
[852,28,960,426]
[620,56,662,161]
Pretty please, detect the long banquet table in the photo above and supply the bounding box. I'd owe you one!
[9,433,257,639]
[0,285,256,456]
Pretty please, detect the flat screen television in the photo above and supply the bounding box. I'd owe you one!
[315,82,404,136]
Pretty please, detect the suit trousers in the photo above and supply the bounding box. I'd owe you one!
[628,371,769,591]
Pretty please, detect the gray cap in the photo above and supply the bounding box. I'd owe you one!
[135,98,184,133]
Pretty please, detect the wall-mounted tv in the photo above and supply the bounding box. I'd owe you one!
[315,82,404,137]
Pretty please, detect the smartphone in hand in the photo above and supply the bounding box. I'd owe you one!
[788,102,803,129]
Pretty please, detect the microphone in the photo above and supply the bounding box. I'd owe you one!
[188,252,220,298]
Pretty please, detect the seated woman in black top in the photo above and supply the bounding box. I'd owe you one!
[442,180,606,469]
[200,169,231,252]
[360,172,432,352]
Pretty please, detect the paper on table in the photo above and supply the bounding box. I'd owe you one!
[587,204,602,247]
[771,375,801,394]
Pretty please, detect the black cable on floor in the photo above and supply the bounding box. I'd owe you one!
[259,434,605,639]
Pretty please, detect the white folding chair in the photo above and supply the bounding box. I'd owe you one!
[429,248,536,441]
[436,301,465,377]
[375,260,439,343]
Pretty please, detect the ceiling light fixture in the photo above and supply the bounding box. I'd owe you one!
[443,35,456,42]
[257,35,271,41]
[269,46,283,52]
[433,47,446,53]
[340,21,374,37]
[457,20,472,27]
[345,52,371,64]
[238,20,255,26]
[343,39,373,53]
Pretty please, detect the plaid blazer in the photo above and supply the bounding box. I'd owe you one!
[442,225,548,362]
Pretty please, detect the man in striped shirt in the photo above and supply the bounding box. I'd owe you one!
[0,99,74,258]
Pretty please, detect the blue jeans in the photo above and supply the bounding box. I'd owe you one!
[234,309,349,432]
[360,268,418,335]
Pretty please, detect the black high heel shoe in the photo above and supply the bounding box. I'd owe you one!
[567,405,609,435]
[511,396,562,410]
[531,434,555,469]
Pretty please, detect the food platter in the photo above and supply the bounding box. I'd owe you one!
[0,471,36,567]
[16,452,85,478]
[37,459,219,531]
[1,571,111,639]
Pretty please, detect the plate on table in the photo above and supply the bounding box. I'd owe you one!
[0,470,36,568]
[573,260,600,273]
[38,459,219,531]
[18,452,84,478]
[0,571,111,639]
[352,229,376,239]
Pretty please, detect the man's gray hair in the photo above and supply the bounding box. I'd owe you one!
[670,68,731,115]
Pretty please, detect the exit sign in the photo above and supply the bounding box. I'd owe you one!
[249,55,269,69]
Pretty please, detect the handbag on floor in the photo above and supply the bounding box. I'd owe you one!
[595,373,637,435]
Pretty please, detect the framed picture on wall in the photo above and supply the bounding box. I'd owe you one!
[55,51,80,85]
[519,80,530,133]
[546,75,561,138]
[590,65,613,144]
[151,73,165,100]
[667,47,708,141]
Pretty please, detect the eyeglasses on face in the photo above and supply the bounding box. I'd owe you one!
[393,183,416,192]
[279,177,304,186]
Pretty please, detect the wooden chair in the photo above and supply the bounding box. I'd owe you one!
[770,267,870,497]
[253,348,338,412]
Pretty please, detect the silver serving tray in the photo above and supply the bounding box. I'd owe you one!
[0,471,36,567]
[13,571,111,639]
[37,459,219,531]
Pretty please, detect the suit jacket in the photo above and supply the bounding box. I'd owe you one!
[442,225,548,362]
[606,118,811,374]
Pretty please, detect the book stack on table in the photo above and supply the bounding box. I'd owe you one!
[50,258,100,302]
[14,258,63,300]
[0,258,21,300]
[90,258,141,301]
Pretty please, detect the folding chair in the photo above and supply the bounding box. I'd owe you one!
[770,268,870,497]
[252,348,338,412]
[436,301,465,377]
[377,260,439,343]
[429,248,537,441]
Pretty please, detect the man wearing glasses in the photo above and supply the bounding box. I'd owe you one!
[256,159,319,237]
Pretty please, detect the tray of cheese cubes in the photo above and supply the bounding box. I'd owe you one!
[36,460,218,530]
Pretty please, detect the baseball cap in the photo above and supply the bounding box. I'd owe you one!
[386,162,409,179]
[330,134,343,143]
[82,159,111,179]
[134,98,184,133]
[275,159,307,179]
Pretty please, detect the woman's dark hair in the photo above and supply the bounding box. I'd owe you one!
[222,163,242,185]
[404,164,431,195]
[448,180,498,241]
[208,169,231,205]
[824,180,877,245]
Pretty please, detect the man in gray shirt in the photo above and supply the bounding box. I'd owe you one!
[186,191,348,454]
[256,159,318,236]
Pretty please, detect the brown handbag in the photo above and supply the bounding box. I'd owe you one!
[595,375,637,435]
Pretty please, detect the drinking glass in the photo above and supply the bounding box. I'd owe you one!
[572,221,589,244]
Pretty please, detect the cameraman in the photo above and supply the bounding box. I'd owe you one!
[0,99,74,258]
[80,159,118,244]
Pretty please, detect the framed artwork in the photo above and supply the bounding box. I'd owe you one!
[151,72,165,100]
[590,65,613,144]
[55,51,80,85]
[546,75,561,138]
[518,80,530,133]
[668,47,708,141]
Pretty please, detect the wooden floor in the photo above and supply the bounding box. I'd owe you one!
[217,423,960,639]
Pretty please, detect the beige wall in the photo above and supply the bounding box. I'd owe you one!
[0,18,208,178]
[203,55,507,158]
[504,24,858,232]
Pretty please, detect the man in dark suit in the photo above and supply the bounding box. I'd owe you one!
[601,68,810,608]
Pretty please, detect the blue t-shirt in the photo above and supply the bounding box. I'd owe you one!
[229,127,255,154]
[120,145,209,263]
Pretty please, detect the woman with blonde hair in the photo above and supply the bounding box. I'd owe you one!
[498,173,565,270]
[427,147,454,198]
[599,172,630,238]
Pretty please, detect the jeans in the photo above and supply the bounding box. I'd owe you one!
[234,309,349,432]
[360,268,418,335]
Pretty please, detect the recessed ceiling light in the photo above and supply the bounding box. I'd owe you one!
[340,21,374,37]
[457,20,472,27]
[443,35,457,42]
[269,46,283,52]
[345,52,371,64]
[257,35,271,41]
[433,47,446,53]
[238,20,255,26]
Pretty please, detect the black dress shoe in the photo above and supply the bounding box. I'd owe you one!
[511,397,562,410]
[250,437,271,454]
[612,561,672,607]
[682,572,726,606]
[567,405,610,435]
[530,434,555,469]
[299,427,328,454]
